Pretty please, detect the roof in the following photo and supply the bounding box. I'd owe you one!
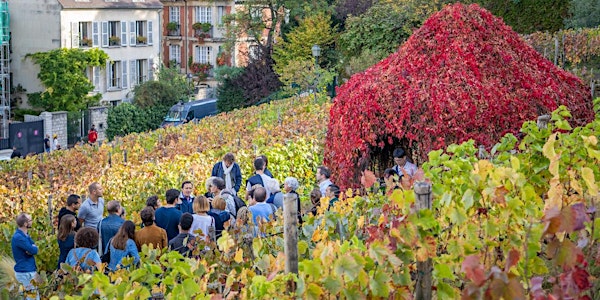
[58,0,163,9]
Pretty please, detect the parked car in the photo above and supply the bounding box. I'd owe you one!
[161,98,218,128]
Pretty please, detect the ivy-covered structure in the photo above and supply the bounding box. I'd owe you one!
[324,3,594,189]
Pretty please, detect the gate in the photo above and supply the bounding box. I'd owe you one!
[9,120,44,155]
[67,110,91,146]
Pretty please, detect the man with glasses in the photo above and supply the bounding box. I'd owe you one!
[11,213,39,300]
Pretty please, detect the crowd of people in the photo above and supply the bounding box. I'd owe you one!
[10,148,416,298]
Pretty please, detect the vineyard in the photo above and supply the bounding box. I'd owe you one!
[0,92,599,298]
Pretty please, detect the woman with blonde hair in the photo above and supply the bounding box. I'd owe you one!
[208,196,231,239]
[190,196,215,242]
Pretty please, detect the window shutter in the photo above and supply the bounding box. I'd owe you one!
[121,21,127,46]
[106,61,111,88]
[147,21,153,45]
[130,60,136,87]
[93,67,100,91]
[93,22,99,47]
[122,60,128,89]
[148,59,154,81]
[101,21,108,47]
[71,22,79,48]
[129,21,136,46]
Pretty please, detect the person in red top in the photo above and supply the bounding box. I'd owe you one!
[87,124,98,144]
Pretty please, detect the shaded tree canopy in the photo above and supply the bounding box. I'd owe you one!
[325,3,594,189]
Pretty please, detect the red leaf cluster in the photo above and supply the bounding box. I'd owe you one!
[324,3,594,189]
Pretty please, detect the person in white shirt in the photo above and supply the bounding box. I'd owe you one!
[316,166,333,196]
[393,148,417,179]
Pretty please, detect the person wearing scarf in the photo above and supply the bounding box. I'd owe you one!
[211,153,242,193]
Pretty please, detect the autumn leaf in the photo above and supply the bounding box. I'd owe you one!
[461,255,487,286]
[360,170,377,189]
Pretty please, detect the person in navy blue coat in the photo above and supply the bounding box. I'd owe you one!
[11,213,39,299]
[211,153,242,193]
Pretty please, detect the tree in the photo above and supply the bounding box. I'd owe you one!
[479,0,569,33]
[564,0,600,28]
[26,48,108,112]
[334,0,374,22]
[133,65,188,109]
[325,3,594,189]
[272,13,339,74]
[338,0,450,76]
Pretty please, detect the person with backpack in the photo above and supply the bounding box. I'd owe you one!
[209,177,241,220]
[248,187,275,236]
[87,124,98,144]
[246,157,272,198]
[208,196,231,239]
[211,153,243,193]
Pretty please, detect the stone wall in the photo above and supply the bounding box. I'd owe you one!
[39,111,67,149]
[89,106,109,143]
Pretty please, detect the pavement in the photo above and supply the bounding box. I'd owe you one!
[0,149,12,161]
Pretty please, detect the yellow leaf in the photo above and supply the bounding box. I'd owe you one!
[581,167,598,196]
[544,177,563,212]
[234,249,244,263]
[543,133,559,176]
[357,216,365,228]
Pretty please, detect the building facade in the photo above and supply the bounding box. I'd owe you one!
[10,0,162,107]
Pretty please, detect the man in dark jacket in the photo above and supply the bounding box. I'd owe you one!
[57,194,82,231]
[176,181,195,214]
[211,153,242,193]
[168,213,196,257]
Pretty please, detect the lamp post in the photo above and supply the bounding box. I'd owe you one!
[311,44,321,103]
[187,73,193,101]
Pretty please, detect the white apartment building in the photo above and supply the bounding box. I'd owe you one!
[10,0,162,107]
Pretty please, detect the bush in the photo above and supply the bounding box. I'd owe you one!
[216,77,245,112]
[106,103,163,140]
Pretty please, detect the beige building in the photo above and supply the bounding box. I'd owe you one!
[10,0,162,107]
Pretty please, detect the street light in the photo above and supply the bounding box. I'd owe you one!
[311,44,321,103]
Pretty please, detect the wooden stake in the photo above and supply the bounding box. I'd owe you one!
[283,193,299,276]
[414,182,432,300]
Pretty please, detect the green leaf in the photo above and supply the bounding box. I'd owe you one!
[322,276,342,295]
[437,282,456,299]
[334,254,360,281]
[300,260,323,279]
[449,207,468,225]
[298,240,309,255]
[434,263,455,280]
[369,269,391,297]
[182,278,200,297]
[306,283,324,300]
[462,189,475,209]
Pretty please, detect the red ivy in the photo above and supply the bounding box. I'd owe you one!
[324,3,594,190]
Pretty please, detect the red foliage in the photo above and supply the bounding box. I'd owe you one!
[324,3,594,189]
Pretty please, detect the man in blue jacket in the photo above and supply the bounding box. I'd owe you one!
[211,153,242,193]
[11,213,39,300]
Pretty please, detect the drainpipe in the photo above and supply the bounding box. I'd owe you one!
[184,0,188,75]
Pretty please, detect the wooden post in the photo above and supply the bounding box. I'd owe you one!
[27,170,32,181]
[108,152,112,167]
[123,150,128,163]
[414,182,432,300]
[478,145,486,159]
[48,170,54,234]
[283,193,299,276]
[537,114,550,129]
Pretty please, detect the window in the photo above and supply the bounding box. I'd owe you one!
[102,21,121,47]
[194,6,212,24]
[107,61,122,89]
[169,7,180,23]
[169,45,181,65]
[249,45,260,61]
[217,6,226,25]
[79,22,92,47]
[195,46,211,64]
[129,59,149,87]
[130,20,153,46]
